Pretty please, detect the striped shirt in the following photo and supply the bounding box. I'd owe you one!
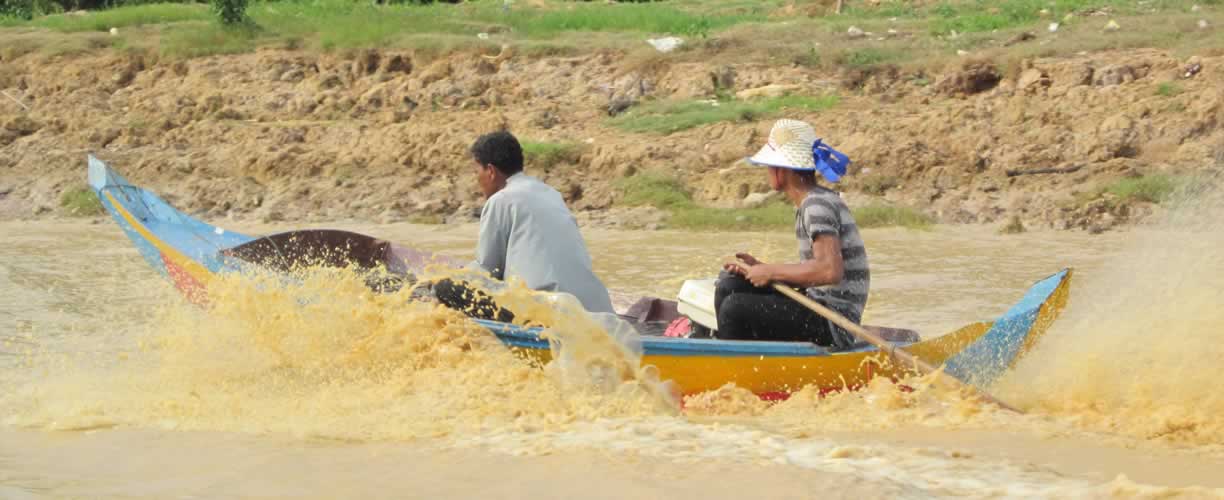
[795,187,870,348]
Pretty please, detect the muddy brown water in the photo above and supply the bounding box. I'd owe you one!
[2,220,1223,498]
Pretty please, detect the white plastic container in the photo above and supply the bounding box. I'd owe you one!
[676,278,718,331]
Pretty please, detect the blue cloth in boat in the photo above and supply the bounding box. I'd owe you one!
[472,173,615,314]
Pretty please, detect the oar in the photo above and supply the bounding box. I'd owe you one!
[770,283,1023,414]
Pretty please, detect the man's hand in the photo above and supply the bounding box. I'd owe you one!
[723,253,773,287]
[723,252,760,275]
[741,264,774,287]
[735,253,761,266]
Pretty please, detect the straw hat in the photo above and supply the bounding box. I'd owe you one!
[747,119,850,183]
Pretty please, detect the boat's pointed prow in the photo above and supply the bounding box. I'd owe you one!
[87,154,110,192]
[87,154,135,193]
[942,268,1073,388]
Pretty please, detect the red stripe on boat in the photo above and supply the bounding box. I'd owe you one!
[757,391,793,402]
[161,252,208,305]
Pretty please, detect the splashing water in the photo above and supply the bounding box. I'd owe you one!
[5,173,1224,495]
[4,265,676,439]
[999,172,1224,447]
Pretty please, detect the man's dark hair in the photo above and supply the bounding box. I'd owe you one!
[470,131,524,176]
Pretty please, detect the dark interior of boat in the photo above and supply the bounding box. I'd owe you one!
[218,230,919,343]
[218,229,408,292]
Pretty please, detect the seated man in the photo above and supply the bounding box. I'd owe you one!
[716,119,869,349]
[432,131,615,322]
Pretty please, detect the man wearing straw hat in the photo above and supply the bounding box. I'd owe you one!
[718,119,869,349]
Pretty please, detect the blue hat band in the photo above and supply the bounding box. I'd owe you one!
[812,139,850,183]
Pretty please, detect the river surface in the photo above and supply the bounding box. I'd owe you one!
[2,216,1223,499]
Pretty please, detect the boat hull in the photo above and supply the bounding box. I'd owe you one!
[87,155,1072,397]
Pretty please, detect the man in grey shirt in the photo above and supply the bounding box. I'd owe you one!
[432,131,615,321]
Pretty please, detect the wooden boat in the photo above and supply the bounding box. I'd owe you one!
[86,155,1072,399]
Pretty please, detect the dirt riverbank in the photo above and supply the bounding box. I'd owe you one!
[2,26,1222,232]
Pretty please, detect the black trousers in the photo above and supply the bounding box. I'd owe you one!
[713,272,835,346]
[431,278,516,323]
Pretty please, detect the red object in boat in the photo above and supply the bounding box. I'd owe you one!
[664,317,691,338]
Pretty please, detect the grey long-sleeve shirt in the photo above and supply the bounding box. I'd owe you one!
[473,173,616,314]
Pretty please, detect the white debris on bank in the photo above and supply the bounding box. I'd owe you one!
[646,37,684,53]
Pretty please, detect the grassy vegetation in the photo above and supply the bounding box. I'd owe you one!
[851,202,935,230]
[406,213,444,225]
[1069,174,1190,210]
[6,0,768,46]
[160,22,256,58]
[842,0,1217,35]
[616,172,693,210]
[521,140,584,170]
[998,215,1026,234]
[857,175,900,196]
[490,2,762,39]
[212,0,249,26]
[1156,82,1183,97]
[669,201,795,230]
[609,94,839,135]
[616,172,937,230]
[615,172,792,229]
[838,47,902,68]
[27,3,209,32]
[59,186,104,216]
[809,0,1221,75]
[1105,174,1184,204]
[929,1,1064,35]
[1,0,1217,69]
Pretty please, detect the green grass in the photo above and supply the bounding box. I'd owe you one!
[159,22,256,58]
[842,0,921,19]
[250,1,450,50]
[1105,175,1183,204]
[3,0,768,53]
[489,2,762,39]
[926,0,1143,35]
[1068,174,1189,210]
[616,172,937,230]
[3,0,1216,68]
[837,0,1212,35]
[1156,82,1183,97]
[998,215,1026,234]
[838,48,900,68]
[851,203,935,230]
[669,201,794,230]
[240,0,759,48]
[3,0,1216,84]
[407,213,444,225]
[616,172,693,209]
[609,94,839,135]
[614,172,793,229]
[29,3,209,32]
[521,141,584,170]
[59,186,104,216]
[857,175,900,196]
